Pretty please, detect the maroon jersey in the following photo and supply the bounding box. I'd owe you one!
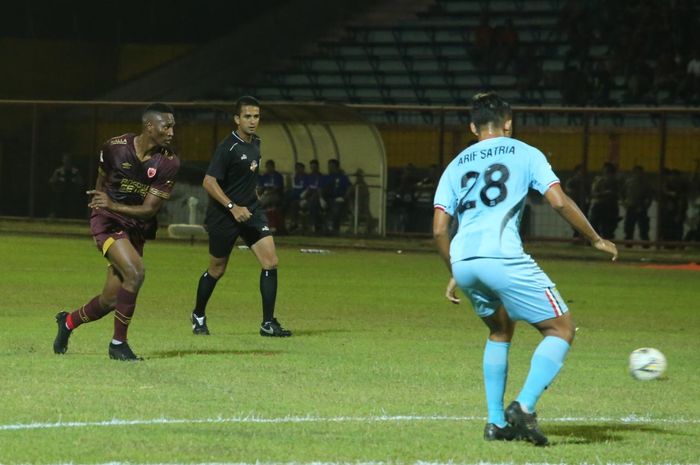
[93,133,180,239]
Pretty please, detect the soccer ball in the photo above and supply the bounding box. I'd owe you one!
[629,348,667,381]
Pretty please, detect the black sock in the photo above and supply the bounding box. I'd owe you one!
[194,271,218,317]
[260,268,277,323]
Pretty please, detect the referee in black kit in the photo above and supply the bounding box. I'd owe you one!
[190,96,292,337]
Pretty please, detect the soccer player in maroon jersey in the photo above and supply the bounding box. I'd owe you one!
[53,103,180,361]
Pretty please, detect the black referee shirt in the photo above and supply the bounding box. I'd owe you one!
[205,131,262,227]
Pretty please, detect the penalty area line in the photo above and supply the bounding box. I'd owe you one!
[13,462,700,465]
[0,414,698,432]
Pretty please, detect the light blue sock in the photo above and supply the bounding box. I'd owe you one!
[483,339,510,427]
[516,336,570,412]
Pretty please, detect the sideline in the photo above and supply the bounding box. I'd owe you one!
[1,413,698,432]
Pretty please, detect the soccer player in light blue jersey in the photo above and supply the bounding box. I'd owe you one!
[433,92,617,446]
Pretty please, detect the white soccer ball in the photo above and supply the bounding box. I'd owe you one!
[629,348,667,381]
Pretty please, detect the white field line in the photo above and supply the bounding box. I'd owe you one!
[4,462,697,465]
[0,414,698,432]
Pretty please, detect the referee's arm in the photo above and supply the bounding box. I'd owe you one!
[202,174,251,222]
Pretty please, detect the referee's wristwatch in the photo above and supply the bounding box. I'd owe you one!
[226,201,234,210]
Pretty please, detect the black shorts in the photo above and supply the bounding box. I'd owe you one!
[206,207,271,258]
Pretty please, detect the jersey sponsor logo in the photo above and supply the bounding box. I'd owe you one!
[241,154,248,160]
[121,162,132,170]
[119,178,149,197]
[110,137,128,145]
[261,226,270,231]
[250,160,258,172]
[147,167,157,178]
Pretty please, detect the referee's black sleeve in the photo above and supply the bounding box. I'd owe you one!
[206,145,229,181]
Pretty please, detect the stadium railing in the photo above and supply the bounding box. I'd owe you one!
[0,99,698,247]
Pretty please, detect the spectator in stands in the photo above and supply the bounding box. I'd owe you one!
[623,60,654,104]
[621,166,653,244]
[471,14,495,71]
[493,19,519,72]
[412,164,440,233]
[258,159,284,208]
[686,161,700,241]
[321,159,351,234]
[514,47,544,104]
[348,168,376,234]
[306,159,324,233]
[659,169,688,243]
[258,159,285,233]
[590,59,615,106]
[651,53,682,104]
[559,0,586,37]
[685,199,700,242]
[387,163,417,233]
[680,50,700,104]
[48,153,84,219]
[564,23,592,69]
[564,164,589,237]
[589,162,620,239]
[560,64,589,106]
[284,162,309,233]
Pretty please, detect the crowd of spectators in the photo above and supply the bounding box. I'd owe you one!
[386,163,440,233]
[557,0,700,106]
[47,154,85,219]
[466,0,700,106]
[257,158,376,236]
[564,161,700,244]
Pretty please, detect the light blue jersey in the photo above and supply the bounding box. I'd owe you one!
[434,136,559,262]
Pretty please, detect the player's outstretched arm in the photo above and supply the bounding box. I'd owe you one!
[87,190,164,220]
[433,208,460,304]
[544,183,618,261]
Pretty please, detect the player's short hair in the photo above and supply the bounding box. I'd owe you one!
[235,96,260,115]
[309,159,319,166]
[470,92,512,130]
[143,102,175,115]
[142,102,174,120]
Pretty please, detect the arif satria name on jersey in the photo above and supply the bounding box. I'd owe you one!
[457,145,516,165]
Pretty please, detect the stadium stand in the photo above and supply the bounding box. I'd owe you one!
[245,0,567,105]
[241,0,700,107]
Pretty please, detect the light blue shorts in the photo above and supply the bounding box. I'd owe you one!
[451,255,568,324]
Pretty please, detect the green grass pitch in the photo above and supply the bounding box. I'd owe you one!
[0,233,698,464]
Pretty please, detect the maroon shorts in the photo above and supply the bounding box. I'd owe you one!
[90,212,145,257]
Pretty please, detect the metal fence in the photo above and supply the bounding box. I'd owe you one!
[1,100,699,245]
[351,104,700,246]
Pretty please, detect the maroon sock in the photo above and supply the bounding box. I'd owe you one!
[112,288,137,342]
[68,296,112,330]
